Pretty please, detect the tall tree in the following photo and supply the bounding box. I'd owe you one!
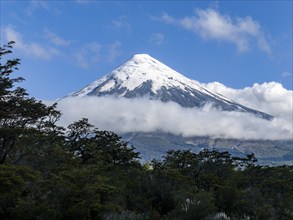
[66,118,140,167]
[0,42,61,164]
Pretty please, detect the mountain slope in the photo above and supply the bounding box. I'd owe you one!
[70,54,272,119]
[123,132,293,165]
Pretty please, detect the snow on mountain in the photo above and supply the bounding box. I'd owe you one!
[73,54,225,99]
[70,54,273,120]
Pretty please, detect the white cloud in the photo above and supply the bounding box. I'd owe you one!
[158,8,271,54]
[55,94,292,140]
[3,25,60,60]
[44,29,70,46]
[202,81,293,121]
[149,33,165,45]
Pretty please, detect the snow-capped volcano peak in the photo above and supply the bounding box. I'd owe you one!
[74,53,214,97]
[70,54,273,120]
[122,53,199,92]
[131,53,154,61]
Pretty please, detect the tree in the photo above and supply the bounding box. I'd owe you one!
[66,118,140,167]
[0,42,62,164]
[94,130,140,167]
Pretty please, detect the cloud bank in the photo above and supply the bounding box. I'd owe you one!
[202,81,293,121]
[55,83,292,140]
[158,8,271,54]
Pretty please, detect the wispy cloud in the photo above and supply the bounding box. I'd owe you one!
[107,16,132,33]
[3,25,120,67]
[149,33,165,45]
[75,0,93,4]
[282,72,292,78]
[157,8,271,54]
[73,42,102,69]
[107,41,122,62]
[3,25,60,60]
[27,0,60,16]
[73,41,123,68]
[44,29,70,46]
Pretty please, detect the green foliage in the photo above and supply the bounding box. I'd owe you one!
[167,190,217,220]
[1,42,293,219]
[0,164,43,219]
[0,42,62,165]
[66,118,140,168]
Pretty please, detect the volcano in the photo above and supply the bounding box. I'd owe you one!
[70,54,272,120]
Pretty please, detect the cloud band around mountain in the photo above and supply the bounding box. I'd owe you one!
[55,86,292,140]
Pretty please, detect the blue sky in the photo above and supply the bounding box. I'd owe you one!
[1,0,292,100]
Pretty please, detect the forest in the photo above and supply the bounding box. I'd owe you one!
[1,42,293,220]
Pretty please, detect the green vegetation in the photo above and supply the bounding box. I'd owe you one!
[1,42,293,219]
